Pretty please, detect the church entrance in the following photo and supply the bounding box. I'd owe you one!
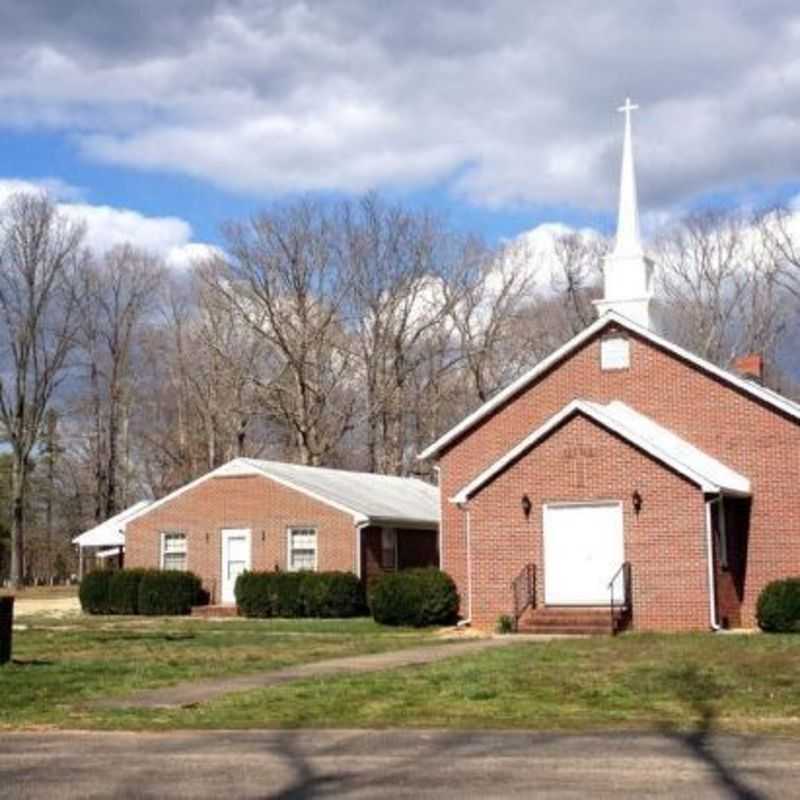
[543,502,625,605]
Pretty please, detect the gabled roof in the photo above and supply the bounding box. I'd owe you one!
[419,310,800,461]
[451,399,750,504]
[124,458,440,528]
[72,500,152,548]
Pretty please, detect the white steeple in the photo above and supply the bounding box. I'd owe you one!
[594,97,656,329]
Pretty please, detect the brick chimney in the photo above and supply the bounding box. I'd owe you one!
[733,353,764,383]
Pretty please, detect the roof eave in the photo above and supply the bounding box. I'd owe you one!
[417,310,800,462]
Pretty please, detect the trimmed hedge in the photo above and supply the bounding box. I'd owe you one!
[369,568,459,627]
[80,568,203,616]
[108,568,150,615]
[235,570,366,618]
[138,570,204,616]
[756,578,800,632]
[79,570,114,614]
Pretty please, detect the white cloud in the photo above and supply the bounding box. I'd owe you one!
[0,177,213,269]
[501,222,607,294]
[2,4,800,213]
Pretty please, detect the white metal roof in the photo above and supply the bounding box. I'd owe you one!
[419,310,800,461]
[452,399,750,503]
[123,458,440,528]
[244,459,440,526]
[72,500,152,548]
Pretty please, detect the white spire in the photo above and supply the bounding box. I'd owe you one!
[614,98,642,257]
[594,97,657,330]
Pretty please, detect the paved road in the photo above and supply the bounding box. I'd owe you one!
[2,729,798,798]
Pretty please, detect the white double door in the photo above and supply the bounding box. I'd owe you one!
[543,503,624,606]
[221,529,251,604]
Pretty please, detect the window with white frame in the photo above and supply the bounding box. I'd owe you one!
[161,533,187,571]
[381,528,397,570]
[288,527,317,571]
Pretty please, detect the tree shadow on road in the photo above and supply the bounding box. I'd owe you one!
[659,663,765,800]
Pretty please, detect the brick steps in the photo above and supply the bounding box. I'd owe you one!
[191,605,239,618]
[518,607,619,636]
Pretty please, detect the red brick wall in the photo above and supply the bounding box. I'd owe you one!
[125,474,357,603]
[437,325,800,629]
[466,414,709,630]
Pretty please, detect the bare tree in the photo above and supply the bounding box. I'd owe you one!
[449,237,536,404]
[654,209,788,367]
[0,194,86,586]
[189,258,267,469]
[550,231,606,336]
[340,195,464,473]
[219,201,356,466]
[78,245,163,520]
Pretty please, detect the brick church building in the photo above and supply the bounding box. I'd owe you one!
[420,100,800,633]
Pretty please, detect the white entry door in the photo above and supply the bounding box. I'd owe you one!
[221,529,251,604]
[543,503,624,605]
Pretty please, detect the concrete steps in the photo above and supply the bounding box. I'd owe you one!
[518,607,620,636]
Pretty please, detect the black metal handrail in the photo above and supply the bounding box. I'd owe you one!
[608,561,632,635]
[511,563,536,630]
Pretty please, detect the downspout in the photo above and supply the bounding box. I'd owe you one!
[704,496,721,631]
[433,466,443,569]
[456,502,472,627]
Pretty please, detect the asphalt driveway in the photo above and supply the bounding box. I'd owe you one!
[2,729,798,799]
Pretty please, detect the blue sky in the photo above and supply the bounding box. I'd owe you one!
[1,2,800,261]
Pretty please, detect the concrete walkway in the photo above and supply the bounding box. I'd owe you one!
[3,729,797,798]
[95,636,522,710]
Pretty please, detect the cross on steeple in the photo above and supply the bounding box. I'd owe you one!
[593,96,657,331]
[617,97,639,119]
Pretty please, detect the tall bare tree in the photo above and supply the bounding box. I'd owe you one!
[550,231,606,336]
[654,209,788,367]
[219,201,356,466]
[0,194,86,586]
[341,196,463,473]
[79,244,163,520]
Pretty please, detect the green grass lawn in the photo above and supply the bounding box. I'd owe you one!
[93,632,800,735]
[3,615,800,735]
[0,614,439,729]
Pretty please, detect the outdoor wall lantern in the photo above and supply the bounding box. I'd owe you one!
[521,494,533,519]
[632,490,643,516]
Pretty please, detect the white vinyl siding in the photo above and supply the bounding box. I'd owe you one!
[288,527,318,572]
[161,533,187,571]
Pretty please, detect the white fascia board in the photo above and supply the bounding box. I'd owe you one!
[451,400,586,504]
[419,316,611,461]
[451,399,737,504]
[420,309,800,462]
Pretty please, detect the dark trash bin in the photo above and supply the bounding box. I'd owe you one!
[0,596,13,665]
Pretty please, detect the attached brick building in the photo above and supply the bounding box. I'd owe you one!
[418,102,800,633]
[123,458,439,605]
